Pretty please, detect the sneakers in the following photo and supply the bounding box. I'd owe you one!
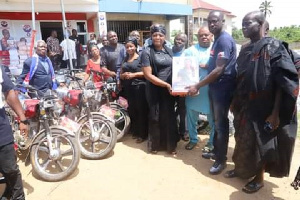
[202,151,216,160]
[209,161,227,175]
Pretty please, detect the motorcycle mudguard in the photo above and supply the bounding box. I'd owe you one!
[24,126,75,166]
[76,112,114,124]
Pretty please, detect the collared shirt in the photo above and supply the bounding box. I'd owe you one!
[46,36,61,55]
[100,43,126,81]
[39,56,49,73]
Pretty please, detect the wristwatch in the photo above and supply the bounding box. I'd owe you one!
[20,119,30,125]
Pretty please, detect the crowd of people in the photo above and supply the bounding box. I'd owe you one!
[1,9,300,199]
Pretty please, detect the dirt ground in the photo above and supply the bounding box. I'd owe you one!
[18,134,300,200]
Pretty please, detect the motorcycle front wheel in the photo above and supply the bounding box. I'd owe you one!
[30,128,80,182]
[77,114,117,159]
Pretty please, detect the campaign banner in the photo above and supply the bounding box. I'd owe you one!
[98,12,107,37]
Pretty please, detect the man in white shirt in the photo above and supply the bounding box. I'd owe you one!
[60,38,76,69]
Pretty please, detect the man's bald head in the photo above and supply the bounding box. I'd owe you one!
[197,27,213,48]
[208,11,224,21]
[242,11,265,40]
[207,11,225,36]
[173,33,187,53]
[244,11,265,26]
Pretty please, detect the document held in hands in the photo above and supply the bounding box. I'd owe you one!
[172,56,199,96]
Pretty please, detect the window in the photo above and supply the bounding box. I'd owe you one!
[193,17,199,25]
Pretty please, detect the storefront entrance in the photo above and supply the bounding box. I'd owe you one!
[40,22,64,42]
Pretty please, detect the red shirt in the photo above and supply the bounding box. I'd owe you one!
[85,59,108,82]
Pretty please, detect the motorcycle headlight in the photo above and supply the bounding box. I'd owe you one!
[53,100,64,117]
[56,88,69,99]
[83,89,94,99]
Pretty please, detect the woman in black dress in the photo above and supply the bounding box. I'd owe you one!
[120,37,148,143]
[141,24,179,155]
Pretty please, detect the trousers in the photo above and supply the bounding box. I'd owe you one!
[186,108,215,144]
[209,81,235,163]
[0,143,25,200]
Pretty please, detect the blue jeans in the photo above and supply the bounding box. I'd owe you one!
[187,108,214,144]
[209,81,235,163]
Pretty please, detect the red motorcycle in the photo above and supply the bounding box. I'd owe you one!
[56,74,117,160]
[7,84,81,182]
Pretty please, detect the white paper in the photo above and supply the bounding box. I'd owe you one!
[172,56,199,93]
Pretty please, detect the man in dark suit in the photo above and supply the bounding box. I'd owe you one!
[17,40,56,96]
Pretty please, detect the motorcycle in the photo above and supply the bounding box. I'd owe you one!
[86,69,131,141]
[8,84,81,182]
[56,71,118,159]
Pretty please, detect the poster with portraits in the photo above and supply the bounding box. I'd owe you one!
[172,56,199,95]
[0,20,41,75]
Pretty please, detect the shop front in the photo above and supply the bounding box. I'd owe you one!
[97,0,193,45]
[0,0,98,73]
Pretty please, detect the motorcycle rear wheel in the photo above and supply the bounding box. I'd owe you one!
[30,128,80,182]
[109,104,130,141]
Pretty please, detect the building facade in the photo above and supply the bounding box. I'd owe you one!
[192,0,235,35]
[0,0,99,71]
[97,0,193,45]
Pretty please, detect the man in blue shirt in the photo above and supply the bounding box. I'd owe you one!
[184,27,215,151]
[0,65,28,200]
[187,11,237,175]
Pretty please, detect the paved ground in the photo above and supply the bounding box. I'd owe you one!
[18,134,300,200]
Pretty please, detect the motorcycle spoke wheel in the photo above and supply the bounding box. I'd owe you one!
[76,116,117,159]
[61,148,73,157]
[30,129,80,182]
[55,160,64,172]
[41,158,51,170]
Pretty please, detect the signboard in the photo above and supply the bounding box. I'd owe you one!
[0,20,41,75]
[98,12,107,37]
[172,56,199,95]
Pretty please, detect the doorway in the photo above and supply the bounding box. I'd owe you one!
[40,22,64,42]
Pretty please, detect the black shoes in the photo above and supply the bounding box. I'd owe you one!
[209,161,227,175]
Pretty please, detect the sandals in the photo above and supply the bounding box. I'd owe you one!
[181,133,190,142]
[202,144,214,153]
[136,138,145,143]
[185,142,197,150]
[242,180,264,193]
[150,150,158,154]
